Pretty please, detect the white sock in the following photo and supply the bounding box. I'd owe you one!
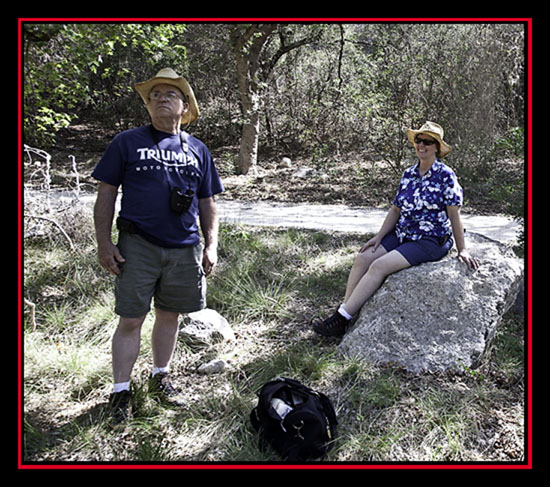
[152,366,169,377]
[338,304,353,321]
[113,381,130,393]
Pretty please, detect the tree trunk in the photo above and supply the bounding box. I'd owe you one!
[238,110,260,175]
[231,24,276,175]
[234,37,261,175]
[230,24,320,174]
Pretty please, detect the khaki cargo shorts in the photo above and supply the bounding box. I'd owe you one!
[114,232,206,318]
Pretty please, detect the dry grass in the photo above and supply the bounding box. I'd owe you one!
[22,202,526,465]
[21,146,526,466]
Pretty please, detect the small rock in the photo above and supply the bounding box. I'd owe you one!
[291,167,316,179]
[180,308,235,346]
[279,157,292,168]
[197,359,227,375]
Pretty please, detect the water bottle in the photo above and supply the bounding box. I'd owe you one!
[271,398,293,418]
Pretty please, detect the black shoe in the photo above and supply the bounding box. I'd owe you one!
[108,389,132,424]
[312,311,350,337]
[148,372,185,407]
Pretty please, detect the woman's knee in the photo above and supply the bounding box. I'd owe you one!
[369,250,410,278]
[354,250,377,271]
[367,257,388,277]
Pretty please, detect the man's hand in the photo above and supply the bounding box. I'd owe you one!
[94,182,123,275]
[198,197,219,277]
[202,246,217,276]
[98,241,126,275]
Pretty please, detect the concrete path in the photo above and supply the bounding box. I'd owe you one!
[216,199,522,244]
[33,190,521,244]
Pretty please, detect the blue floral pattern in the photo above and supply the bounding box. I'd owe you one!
[392,159,463,242]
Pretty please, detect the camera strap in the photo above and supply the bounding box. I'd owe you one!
[180,130,189,154]
[149,124,190,193]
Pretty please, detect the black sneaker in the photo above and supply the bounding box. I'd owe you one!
[108,389,132,424]
[148,372,185,407]
[312,310,350,337]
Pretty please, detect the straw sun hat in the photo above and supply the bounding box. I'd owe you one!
[135,68,200,126]
[406,121,451,157]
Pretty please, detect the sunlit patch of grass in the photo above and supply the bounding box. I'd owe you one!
[23,217,525,463]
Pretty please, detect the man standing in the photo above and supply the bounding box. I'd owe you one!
[92,68,224,423]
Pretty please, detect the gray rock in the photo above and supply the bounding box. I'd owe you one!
[279,156,292,168]
[180,308,235,346]
[291,167,316,179]
[338,233,524,373]
[197,358,227,375]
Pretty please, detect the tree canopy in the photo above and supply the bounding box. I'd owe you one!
[22,21,525,176]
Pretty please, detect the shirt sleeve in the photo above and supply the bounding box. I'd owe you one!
[392,186,401,208]
[442,169,463,207]
[91,134,125,187]
[196,145,224,199]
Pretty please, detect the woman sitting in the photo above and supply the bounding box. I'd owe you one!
[312,121,480,337]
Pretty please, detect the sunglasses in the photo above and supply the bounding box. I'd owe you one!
[414,137,437,146]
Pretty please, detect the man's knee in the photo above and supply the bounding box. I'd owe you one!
[154,308,179,325]
[117,315,146,334]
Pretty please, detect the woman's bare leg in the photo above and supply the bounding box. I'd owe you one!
[343,250,410,316]
[344,244,388,302]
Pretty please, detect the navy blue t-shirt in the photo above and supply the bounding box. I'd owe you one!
[92,125,224,248]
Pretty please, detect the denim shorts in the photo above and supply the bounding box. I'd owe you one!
[381,229,453,266]
[114,232,206,317]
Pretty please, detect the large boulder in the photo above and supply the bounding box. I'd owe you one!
[338,233,524,373]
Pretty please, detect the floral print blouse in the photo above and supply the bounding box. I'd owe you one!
[392,159,463,242]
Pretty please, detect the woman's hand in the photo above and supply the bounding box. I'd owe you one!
[360,235,383,253]
[457,249,480,271]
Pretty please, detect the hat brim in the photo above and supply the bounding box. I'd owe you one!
[407,129,451,157]
[135,75,200,126]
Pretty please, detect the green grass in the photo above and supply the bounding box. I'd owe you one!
[22,208,525,464]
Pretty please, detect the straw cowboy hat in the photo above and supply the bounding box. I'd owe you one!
[406,121,451,157]
[135,68,200,126]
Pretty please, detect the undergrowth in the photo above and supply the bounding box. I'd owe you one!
[22,200,525,465]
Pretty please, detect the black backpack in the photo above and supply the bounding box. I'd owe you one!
[250,377,338,461]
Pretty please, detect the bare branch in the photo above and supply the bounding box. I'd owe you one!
[26,214,75,250]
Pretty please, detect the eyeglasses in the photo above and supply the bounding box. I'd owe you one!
[149,90,184,102]
[414,137,437,146]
